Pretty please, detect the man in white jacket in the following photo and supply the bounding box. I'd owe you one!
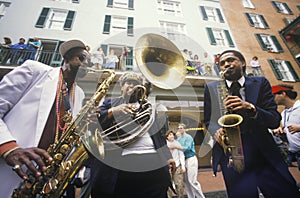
[0,39,87,197]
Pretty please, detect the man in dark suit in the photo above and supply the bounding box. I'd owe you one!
[204,50,299,198]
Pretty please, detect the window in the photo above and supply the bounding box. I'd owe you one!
[271,1,293,15]
[157,0,182,16]
[283,17,296,25]
[200,6,224,23]
[159,21,186,42]
[107,0,134,10]
[245,13,269,29]
[268,59,299,82]
[206,28,235,47]
[0,1,11,19]
[255,34,283,53]
[243,0,255,9]
[102,15,134,36]
[35,8,76,30]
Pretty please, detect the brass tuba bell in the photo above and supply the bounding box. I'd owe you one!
[135,33,186,89]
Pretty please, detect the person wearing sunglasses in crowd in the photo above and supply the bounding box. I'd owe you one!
[0,39,89,198]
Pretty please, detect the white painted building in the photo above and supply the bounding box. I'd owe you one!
[0,0,236,69]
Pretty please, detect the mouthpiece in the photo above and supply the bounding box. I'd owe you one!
[219,67,232,78]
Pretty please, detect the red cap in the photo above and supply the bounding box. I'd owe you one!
[272,85,293,94]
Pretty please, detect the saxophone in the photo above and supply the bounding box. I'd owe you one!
[11,70,115,198]
[217,68,244,172]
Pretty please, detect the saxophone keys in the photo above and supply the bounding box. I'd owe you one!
[60,144,69,153]
[42,178,58,194]
[54,153,63,161]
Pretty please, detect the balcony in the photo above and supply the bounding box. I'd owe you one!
[0,48,222,83]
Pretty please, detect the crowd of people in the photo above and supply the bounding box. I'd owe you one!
[182,49,220,77]
[0,37,299,198]
[0,36,41,65]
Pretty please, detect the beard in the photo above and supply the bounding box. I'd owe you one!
[224,68,243,81]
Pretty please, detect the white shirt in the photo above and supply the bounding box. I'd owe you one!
[282,100,300,152]
[167,140,185,168]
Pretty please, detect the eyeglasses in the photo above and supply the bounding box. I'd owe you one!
[77,54,87,62]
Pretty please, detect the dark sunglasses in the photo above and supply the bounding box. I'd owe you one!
[77,54,87,62]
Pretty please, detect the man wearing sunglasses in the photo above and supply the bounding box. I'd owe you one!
[0,39,88,198]
[204,50,299,197]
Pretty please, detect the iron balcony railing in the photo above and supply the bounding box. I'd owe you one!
[0,48,264,77]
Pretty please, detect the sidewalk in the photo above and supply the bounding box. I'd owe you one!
[75,166,299,198]
[198,166,300,198]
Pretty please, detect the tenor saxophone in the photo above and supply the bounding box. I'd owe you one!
[11,70,115,198]
[217,68,244,172]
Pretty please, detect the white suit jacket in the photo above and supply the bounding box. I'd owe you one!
[0,60,85,197]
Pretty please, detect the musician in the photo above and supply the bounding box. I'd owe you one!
[0,39,88,198]
[204,50,300,197]
[89,72,175,198]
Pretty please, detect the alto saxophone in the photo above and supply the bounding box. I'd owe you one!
[217,68,244,172]
[11,70,116,198]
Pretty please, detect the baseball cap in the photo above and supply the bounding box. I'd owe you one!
[59,39,86,57]
[119,72,143,86]
[272,84,293,94]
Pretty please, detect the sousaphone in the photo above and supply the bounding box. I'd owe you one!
[135,33,186,89]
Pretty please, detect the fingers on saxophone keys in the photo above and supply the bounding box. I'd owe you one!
[12,164,27,180]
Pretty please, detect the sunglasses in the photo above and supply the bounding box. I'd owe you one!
[77,54,87,62]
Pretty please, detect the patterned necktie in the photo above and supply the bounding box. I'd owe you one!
[230,81,242,98]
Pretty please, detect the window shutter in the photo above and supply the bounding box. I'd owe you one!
[126,46,133,68]
[285,61,300,82]
[255,34,268,50]
[216,8,224,23]
[224,30,234,47]
[128,0,134,10]
[283,3,293,14]
[107,0,113,7]
[63,11,75,30]
[268,59,283,80]
[200,6,208,20]
[271,36,284,52]
[35,8,50,28]
[103,15,111,34]
[127,17,134,36]
[245,13,254,26]
[260,15,269,28]
[271,1,280,12]
[206,28,216,45]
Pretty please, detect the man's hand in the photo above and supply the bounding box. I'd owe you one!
[287,124,300,134]
[272,127,284,136]
[111,104,135,115]
[5,147,52,180]
[225,95,254,112]
[214,128,226,145]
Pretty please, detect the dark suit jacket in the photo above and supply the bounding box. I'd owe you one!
[204,76,296,185]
